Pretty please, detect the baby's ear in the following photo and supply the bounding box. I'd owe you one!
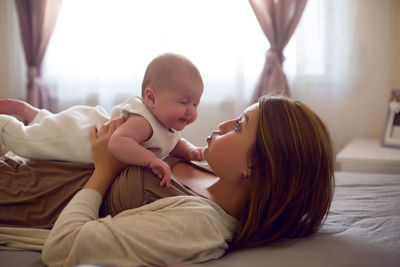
[143,87,156,106]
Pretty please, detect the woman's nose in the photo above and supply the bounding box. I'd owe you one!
[218,120,234,134]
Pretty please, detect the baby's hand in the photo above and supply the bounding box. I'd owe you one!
[148,158,172,187]
[188,147,205,162]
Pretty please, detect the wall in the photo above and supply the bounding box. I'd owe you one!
[390,0,400,88]
[0,0,26,100]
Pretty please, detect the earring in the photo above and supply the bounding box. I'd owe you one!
[241,172,250,179]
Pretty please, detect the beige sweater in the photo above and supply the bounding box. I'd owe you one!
[41,189,238,267]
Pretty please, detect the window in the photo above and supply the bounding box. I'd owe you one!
[43,0,268,111]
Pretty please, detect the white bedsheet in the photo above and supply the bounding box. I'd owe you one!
[197,172,400,267]
[323,172,400,251]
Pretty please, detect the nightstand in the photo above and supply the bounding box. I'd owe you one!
[336,139,400,174]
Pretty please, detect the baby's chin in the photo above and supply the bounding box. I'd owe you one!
[171,125,186,131]
[172,120,193,131]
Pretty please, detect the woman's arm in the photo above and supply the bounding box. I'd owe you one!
[42,194,230,267]
[84,117,128,197]
[42,117,128,264]
[42,118,232,266]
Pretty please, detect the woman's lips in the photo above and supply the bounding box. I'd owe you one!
[207,133,215,144]
[207,131,219,145]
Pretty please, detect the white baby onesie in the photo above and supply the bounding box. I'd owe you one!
[0,96,179,162]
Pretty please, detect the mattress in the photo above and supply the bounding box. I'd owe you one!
[1,171,400,267]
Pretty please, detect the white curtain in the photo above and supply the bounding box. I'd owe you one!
[284,0,396,151]
[43,0,267,112]
[42,0,397,149]
[285,0,357,90]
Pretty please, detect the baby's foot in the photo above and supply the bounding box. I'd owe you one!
[0,99,39,124]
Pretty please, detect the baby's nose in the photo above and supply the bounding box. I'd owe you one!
[186,106,196,116]
[186,107,197,122]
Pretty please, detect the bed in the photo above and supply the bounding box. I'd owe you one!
[1,171,400,266]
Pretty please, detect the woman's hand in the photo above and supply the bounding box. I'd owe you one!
[84,117,128,197]
[91,117,127,174]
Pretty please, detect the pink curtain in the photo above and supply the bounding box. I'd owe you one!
[249,0,307,103]
[15,0,63,109]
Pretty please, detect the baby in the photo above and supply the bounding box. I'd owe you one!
[0,53,204,187]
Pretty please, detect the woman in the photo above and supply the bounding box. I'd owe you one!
[0,96,334,266]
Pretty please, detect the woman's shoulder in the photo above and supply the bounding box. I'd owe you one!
[118,195,219,213]
[117,195,238,231]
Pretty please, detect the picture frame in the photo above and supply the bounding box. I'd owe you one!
[381,88,400,148]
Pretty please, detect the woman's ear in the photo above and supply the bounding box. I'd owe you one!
[143,87,156,107]
[244,162,254,179]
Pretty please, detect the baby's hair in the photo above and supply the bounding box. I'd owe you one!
[141,53,203,97]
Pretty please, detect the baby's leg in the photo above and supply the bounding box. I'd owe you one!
[0,114,93,162]
[0,99,39,124]
[0,105,109,163]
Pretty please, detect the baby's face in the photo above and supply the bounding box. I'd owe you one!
[152,76,203,131]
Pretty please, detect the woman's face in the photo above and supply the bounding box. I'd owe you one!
[204,103,259,181]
